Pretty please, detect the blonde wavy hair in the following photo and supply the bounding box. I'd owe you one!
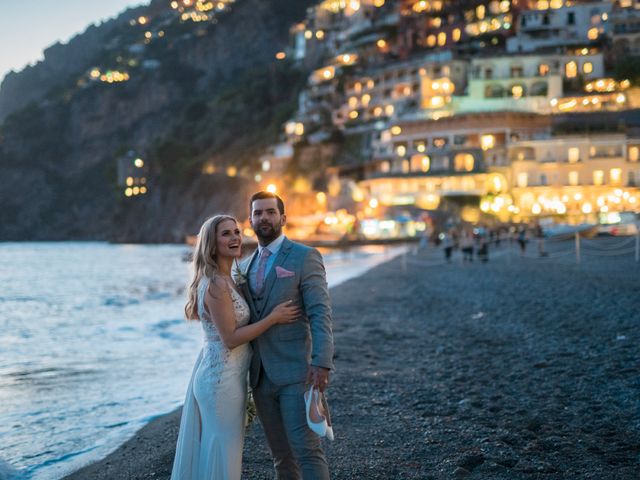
[184,214,238,320]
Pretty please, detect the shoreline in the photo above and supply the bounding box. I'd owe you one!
[64,239,639,479]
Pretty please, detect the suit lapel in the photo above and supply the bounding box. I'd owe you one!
[260,238,293,306]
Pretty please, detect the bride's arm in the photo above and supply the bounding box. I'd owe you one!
[205,277,300,350]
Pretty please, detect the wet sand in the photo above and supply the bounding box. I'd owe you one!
[64,237,640,479]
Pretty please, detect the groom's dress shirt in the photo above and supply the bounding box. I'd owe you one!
[249,234,285,293]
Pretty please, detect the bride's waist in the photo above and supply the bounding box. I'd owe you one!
[202,341,251,359]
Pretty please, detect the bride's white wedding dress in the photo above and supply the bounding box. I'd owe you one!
[171,277,251,480]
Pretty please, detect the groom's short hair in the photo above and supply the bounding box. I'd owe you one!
[250,191,285,215]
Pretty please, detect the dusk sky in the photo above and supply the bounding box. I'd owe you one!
[0,0,147,82]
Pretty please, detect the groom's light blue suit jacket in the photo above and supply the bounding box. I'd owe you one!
[238,237,334,387]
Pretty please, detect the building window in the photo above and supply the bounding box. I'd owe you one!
[565,61,578,78]
[588,27,598,40]
[380,161,391,173]
[414,140,427,152]
[569,171,579,186]
[411,154,430,172]
[453,28,461,42]
[629,171,636,186]
[629,146,639,162]
[583,62,593,74]
[511,66,524,78]
[454,153,475,172]
[485,84,505,98]
[539,64,550,76]
[593,170,604,185]
[610,168,622,185]
[481,134,496,151]
[517,172,528,187]
[540,173,547,186]
[511,84,525,99]
[437,32,447,46]
[567,12,575,25]
[485,68,493,79]
[433,137,448,149]
[530,81,548,96]
[453,135,468,145]
[568,147,580,163]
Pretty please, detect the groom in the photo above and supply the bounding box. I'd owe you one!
[239,191,334,479]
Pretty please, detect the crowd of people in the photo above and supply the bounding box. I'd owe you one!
[420,221,548,263]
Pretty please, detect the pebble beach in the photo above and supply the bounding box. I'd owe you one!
[64,236,640,479]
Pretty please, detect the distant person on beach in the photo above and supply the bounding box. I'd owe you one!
[240,191,334,479]
[460,228,474,262]
[517,226,528,256]
[171,215,300,480]
[442,231,454,262]
[535,223,548,257]
[476,226,489,263]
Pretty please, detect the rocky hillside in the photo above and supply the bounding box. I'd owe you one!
[0,0,316,242]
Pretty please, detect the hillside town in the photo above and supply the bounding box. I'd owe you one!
[255,0,640,240]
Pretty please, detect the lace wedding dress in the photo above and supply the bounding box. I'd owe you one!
[171,276,251,480]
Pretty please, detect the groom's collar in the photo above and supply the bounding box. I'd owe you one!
[258,234,285,257]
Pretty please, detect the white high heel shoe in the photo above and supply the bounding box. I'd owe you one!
[304,385,334,441]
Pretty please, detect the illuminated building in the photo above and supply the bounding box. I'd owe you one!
[117,150,149,197]
[509,133,640,220]
[507,1,613,53]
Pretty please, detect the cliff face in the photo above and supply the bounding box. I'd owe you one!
[0,0,316,241]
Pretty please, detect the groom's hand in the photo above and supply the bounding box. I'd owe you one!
[306,366,330,392]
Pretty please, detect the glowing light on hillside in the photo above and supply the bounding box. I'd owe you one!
[134,158,144,168]
[390,125,402,135]
[369,198,378,209]
[276,52,286,60]
[125,188,133,197]
[266,184,277,193]
[99,71,130,83]
[226,166,237,177]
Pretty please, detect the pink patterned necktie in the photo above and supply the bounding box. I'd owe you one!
[255,248,272,294]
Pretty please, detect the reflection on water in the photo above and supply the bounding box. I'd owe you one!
[0,242,407,480]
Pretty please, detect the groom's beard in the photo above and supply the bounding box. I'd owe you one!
[254,221,282,245]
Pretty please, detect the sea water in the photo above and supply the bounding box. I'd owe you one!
[0,242,406,480]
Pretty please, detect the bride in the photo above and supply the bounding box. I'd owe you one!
[171,215,299,480]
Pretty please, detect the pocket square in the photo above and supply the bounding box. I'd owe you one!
[275,266,295,278]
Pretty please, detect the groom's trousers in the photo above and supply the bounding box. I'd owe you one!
[253,368,330,480]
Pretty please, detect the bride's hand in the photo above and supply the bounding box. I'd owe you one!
[269,300,300,324]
